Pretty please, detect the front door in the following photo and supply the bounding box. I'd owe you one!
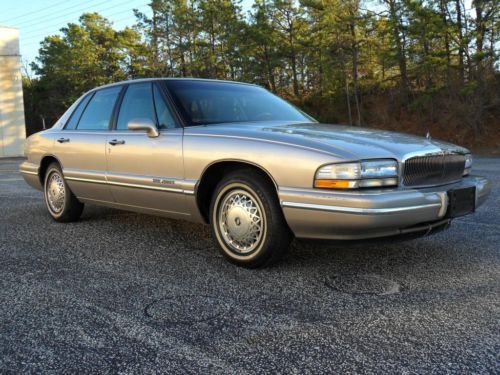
[54,86,122,202]
[105,82,187,215]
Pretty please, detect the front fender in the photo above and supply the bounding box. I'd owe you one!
[183,133,340,189]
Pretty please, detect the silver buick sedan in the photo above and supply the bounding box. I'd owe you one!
[20,78,491,267]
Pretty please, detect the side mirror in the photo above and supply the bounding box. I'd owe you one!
[127,118,159,138]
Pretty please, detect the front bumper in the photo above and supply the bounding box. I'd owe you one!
[279,176,491,240]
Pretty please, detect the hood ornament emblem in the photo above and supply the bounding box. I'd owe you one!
[426,131,431,140]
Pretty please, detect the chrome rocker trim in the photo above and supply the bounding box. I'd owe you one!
[65,176,195,195]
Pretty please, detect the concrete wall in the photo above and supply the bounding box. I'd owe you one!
[0,26,26,157]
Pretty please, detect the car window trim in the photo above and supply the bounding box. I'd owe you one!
[63,92,95,130]
[150,83,161,128]
[157,81,186,128]
[110,84,128,131]
[152,82,181,130]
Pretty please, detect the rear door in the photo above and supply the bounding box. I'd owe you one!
[105,82,187,215]
[54,86,122,202]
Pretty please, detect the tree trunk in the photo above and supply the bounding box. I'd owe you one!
[339,46,353,126]
[289,35,299,96]
[318,49,324,95]
[455,0,465,82]
[474,0,486,78]
[152,9,160,75]
[387,0,410,102]
[439,0,452,86]
[264,45,276,92]
[349,19,361,125]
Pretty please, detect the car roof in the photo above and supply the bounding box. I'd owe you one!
[91,77,259,92]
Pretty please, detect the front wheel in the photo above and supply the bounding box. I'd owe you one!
[44,162,84,222]
[209,169,292,268]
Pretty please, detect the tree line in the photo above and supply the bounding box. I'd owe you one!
[24,0,499,147]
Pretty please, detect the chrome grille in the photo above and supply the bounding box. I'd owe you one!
[403,154,465,187]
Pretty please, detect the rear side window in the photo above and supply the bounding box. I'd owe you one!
[116,83,156,130]
[76,86,121,130]
[153,84,176,129]
[65,94,92,130]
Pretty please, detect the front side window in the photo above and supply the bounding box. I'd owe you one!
[164,80,314,126]
[76,86,121,130]
[116,83,156,130]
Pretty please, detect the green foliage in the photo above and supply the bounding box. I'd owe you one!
[24,0,499,142]
[27,13,144,127]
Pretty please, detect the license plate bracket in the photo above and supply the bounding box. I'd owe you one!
[446,186,476,218]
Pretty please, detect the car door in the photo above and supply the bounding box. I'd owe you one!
[53,86,122,202]
[105,82,187,215]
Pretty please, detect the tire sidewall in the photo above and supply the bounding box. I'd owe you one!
[44,164,69,220]
[210,173,284,266]
[212,182,269,262]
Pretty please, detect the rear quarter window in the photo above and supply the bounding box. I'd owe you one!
[64,93,93,130]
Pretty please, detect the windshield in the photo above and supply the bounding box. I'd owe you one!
[164,80,314,126]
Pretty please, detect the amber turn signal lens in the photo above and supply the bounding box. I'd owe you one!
[314,179,352,189]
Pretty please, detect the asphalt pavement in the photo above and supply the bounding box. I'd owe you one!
[0,157,499,373]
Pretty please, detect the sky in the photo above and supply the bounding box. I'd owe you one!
[0,0,254,68]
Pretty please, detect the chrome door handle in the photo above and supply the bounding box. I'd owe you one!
[108,139,125,145]
[57,138,70,143]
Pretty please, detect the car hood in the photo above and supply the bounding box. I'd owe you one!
[188,122,469,161]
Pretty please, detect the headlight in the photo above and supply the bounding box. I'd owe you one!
[361,160,398,178]
[315,160,398,189]
[463,154,472,176]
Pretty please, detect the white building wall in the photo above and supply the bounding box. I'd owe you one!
[0,26,26,157]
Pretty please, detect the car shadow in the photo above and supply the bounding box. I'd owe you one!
[75,204,498,293]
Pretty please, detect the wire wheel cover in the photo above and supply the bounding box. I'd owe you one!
[218,189,265,254]
[47,172,65,213]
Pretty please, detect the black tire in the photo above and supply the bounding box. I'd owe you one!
[209,169,293,268]
[44,162,84,222]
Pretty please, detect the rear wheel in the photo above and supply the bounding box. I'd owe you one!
[209,169,292,268]
[44,162,84,222]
